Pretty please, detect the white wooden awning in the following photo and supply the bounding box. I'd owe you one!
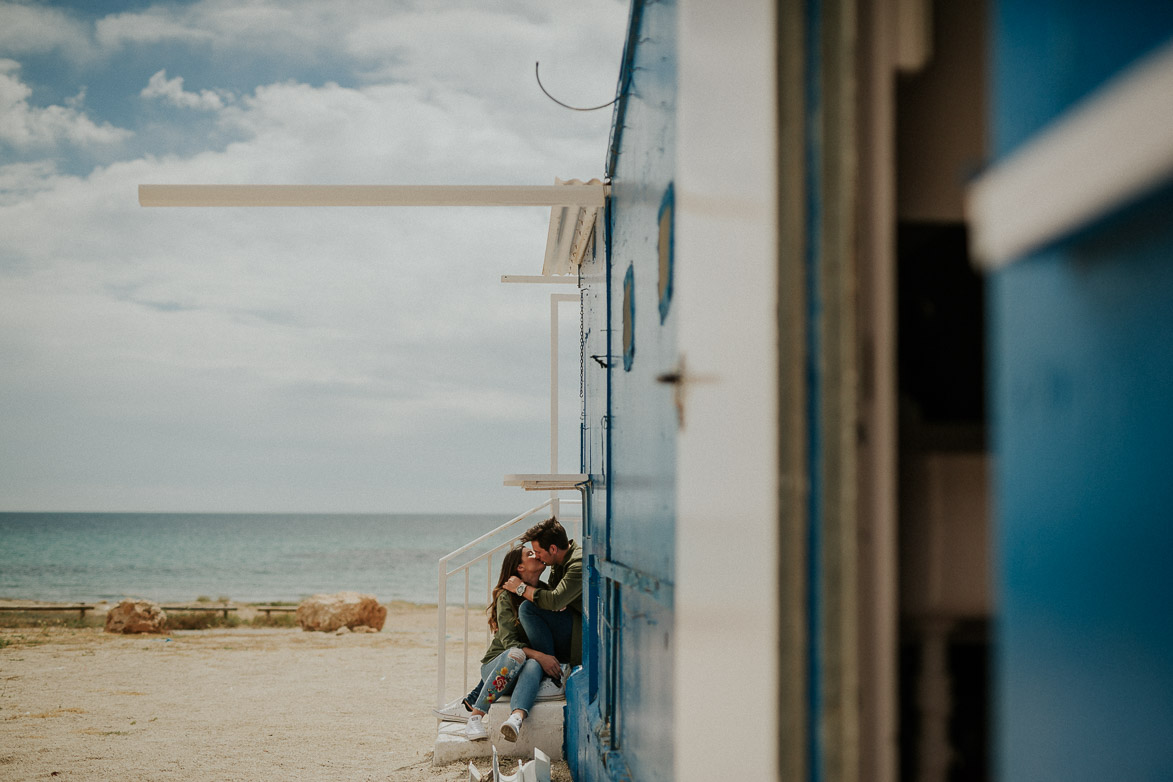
[541,178,604,278]
[503,473,589,491]
[139,180,609,284]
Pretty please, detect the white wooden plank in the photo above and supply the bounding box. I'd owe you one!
[502,474,588,490]
[499,275,579,285]
[139,184,608,208]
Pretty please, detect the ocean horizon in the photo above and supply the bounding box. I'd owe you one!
[0,512,512,605]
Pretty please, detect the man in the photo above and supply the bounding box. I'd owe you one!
[503,516,582,668]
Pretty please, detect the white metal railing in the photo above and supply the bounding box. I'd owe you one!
[436,497,582,709]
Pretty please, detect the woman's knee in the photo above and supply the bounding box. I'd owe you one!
[506,648,526,665]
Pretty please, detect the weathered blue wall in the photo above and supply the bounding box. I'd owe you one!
[990,5,1173,779]
[570,1,677,780]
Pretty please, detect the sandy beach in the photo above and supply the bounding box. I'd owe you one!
[0,601,571,781]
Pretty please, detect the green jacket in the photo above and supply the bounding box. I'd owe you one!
[531,539,583,667]
[480,588,529,665]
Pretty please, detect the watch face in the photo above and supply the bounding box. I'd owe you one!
[516,584,525,596]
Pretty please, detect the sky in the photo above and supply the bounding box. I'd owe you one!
[0,0,629,514]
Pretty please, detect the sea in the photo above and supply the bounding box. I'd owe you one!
[0,512,506,605]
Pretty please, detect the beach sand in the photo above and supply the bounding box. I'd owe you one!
[0,601,571,781]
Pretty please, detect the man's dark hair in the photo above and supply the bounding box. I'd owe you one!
[521,517,569,551]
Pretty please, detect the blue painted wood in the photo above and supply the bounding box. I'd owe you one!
[605,1,677,599]
[572,2,678,781]
[990,5,1173,780]
[595,558,673,607]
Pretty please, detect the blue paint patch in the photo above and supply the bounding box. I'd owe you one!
[622,263,635,371]
[657,183,675,323]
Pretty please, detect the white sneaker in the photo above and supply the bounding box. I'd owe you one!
[432,697,472,723]
[500,713,524,742]
[465,714,488,741]
[535,676,565,701]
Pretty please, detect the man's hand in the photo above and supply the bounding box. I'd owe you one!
[504,576,525,596]
[536,651,562,678]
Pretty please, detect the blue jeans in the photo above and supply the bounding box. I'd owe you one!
[472,647,542,716]
[463,679,483,707]
[518,600,574,663]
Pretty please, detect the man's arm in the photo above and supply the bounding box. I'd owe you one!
[531,559,581,612]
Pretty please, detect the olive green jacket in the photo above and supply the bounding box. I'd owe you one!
[480,588,529,665]
[531,539,583,666]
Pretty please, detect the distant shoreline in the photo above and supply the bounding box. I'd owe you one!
[0,597,447,609]
[0,511,508,607]
[0,597,489,615]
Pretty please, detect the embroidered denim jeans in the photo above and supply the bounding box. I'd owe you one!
[471,647,542,716]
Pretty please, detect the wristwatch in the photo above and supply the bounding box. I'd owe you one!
[515,583,526,596]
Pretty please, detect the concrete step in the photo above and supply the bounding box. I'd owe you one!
[432,698,564,767]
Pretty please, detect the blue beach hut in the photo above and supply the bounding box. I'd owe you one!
[564,1,1173,781]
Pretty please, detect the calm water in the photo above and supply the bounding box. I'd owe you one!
[0,512,503,605]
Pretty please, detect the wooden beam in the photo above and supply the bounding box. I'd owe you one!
[139,184,608,208]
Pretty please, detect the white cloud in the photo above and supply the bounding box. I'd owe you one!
[99,0,625,108]
[141,70,227,111]
[0,77,563,510]
[95,9,214,48]
[0,160,62,204]
[0,62,132,148]
[0,2,94,59]
[0,0,628,512]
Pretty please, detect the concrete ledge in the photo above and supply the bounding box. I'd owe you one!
[433,698,564,766]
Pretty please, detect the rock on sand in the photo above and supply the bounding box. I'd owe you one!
[296,591,386,632]
[104,599,167,633]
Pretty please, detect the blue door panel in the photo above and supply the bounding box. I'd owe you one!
[991,7,1173,777]
[993,2,1173,154]
[993,212,1173,780]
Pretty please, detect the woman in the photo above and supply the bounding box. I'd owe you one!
[439,546,562,742]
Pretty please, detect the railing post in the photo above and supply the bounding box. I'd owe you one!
[463,567,470,696]
[549,293,579,519]
[437,558,447,709]
[550,294,561,519]
[487,554,494,650]
[551,293,559,476]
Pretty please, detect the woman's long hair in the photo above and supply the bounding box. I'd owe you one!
[487,547,526,634]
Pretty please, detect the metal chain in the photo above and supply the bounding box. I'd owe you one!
[579,232,591,408]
